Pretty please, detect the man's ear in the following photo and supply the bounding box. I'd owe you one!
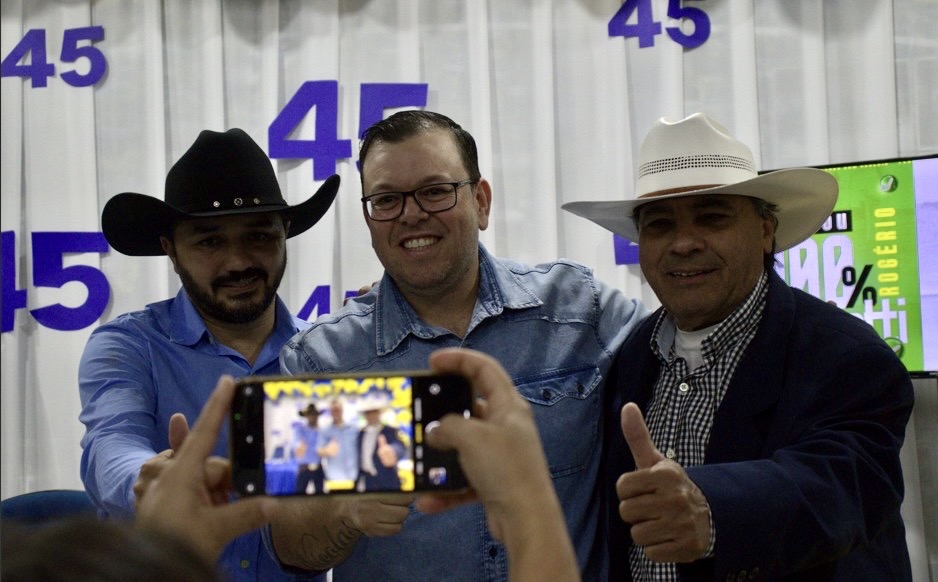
[475,178,493,231]
[160,236,180,274]
[761,215,776,255]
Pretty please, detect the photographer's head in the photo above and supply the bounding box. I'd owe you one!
[1,517,218,582]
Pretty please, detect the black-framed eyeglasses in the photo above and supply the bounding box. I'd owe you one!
[361,179,477,221]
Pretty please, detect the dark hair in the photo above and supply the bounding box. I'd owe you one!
[1,517,219,582]
[749,197,780,269]
[358,110,481,185]
[631,195,780,270]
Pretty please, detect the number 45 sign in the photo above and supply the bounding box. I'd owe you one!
[609,0,710,49]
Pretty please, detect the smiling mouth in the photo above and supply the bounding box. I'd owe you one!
[402,237,438,250]
[668,268,714,278]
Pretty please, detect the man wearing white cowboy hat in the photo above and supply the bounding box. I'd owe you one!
[564,113,913,580]
[354,393,406,493]
[78,128,340,581]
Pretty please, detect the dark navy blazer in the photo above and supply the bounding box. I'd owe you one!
[603,270,914,581]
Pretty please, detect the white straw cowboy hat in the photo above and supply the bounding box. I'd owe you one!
[562,113,838,252]
[357,393,392,412]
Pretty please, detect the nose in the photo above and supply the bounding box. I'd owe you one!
[397,192,429,224]
[222,240,255,271]
[668,223,706,255]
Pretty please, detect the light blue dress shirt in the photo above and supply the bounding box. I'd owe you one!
[78,289,319,582]
[280,244,649,581]
[319,422,360,482]
[291,423,323,465]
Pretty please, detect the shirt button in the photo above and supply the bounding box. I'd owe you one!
[678,382,690,393]
[240,559,250,569]
[666,448,676,459]
[488,546,499,558]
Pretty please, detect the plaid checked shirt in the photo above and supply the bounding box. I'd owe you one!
[629,271,768,581]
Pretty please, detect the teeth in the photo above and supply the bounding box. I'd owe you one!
[403,237,436,249]
[673,271,703,277]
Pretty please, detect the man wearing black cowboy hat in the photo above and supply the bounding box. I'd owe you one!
[292,403,326,495]
[78,128,339,581]
[565,113,913,580]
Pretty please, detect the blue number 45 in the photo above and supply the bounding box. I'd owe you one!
[608,0,710,49]
[1,27,107,88]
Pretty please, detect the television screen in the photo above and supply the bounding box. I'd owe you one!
[774,155,937,376]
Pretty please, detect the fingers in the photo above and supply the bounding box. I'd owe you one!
[424,413,470,453]
[343,494,414,537]
[168,413,190,452]
[377,434,388,447]
[415,489,479,514]
[428,348,513,406]
[621,402,665,469]
[175,375,236,468]
[375,493,415,508]
[204,456,233,505]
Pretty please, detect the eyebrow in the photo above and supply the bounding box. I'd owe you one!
[368,176,456,193]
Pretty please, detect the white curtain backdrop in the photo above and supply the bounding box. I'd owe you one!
[2,0,936,575]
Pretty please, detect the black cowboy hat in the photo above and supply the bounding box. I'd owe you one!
[101,128,340,256]
[298,403,321,418]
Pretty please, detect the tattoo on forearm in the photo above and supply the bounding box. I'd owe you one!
[295,519,363,571]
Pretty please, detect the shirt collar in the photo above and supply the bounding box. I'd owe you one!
[650,270,769,364]
[374,244,542,354]
[168,288,211,346]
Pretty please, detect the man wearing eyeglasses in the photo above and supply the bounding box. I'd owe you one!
[272,110,648,580]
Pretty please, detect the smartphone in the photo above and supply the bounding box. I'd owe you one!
[230,371,472,497]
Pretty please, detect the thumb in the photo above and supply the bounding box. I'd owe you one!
[169,413,190,452]
[620,403,665,469]
[377,434,388,447]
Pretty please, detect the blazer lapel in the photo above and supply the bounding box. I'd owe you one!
[706,272,795,463]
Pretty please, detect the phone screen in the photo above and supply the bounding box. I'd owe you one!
[231,372,471,496]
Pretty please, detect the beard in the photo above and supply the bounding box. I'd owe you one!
[178,254,287,325]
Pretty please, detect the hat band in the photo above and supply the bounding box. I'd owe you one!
[638,154,756,179]
[637,184,722,200]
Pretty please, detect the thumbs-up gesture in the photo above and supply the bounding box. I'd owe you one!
[616,403,712,563]
[294,439,307,459]
[319,437,340,458]
[377,433,398,467]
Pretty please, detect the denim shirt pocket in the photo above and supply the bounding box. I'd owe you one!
[514,365,602,478]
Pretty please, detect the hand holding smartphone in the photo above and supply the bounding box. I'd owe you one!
[230,371,472,497]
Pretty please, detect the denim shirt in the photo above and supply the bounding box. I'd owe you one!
[280,245,648,581]
[78,289,320,582]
